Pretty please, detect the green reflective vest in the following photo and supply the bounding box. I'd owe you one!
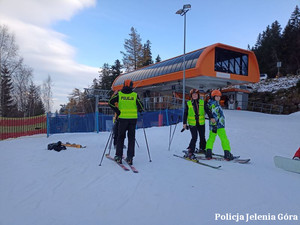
[118,92,138,119]
[187,99,205,126]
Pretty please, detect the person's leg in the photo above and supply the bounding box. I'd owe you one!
[113,120,119,147]
[116,119,128,159]
[205,130,217,158]
[188,126,197,153]
[127,119,137,159]
[217,128,233,160]
[198,124,206,152]
[217,128,231,151]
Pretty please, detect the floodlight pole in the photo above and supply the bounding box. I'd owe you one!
[182,12,187,118]
[176,4,191,119]
[95,95,99,133]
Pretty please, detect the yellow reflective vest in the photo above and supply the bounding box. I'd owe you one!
[187,99,205,126]
[118,92,138,119]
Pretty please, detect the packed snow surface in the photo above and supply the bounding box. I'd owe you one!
[1,110,300,225]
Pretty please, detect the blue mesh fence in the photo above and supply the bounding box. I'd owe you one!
[137,109,182,129]
[48,109,183,135]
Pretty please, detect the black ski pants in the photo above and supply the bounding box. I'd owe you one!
[113,119,119,147]
[188,124,206,153]
[116,118,137,158]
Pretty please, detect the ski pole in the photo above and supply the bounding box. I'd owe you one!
[169,115,181,151]
[107,129,114,155]
[141,117,152,162]
[135,138,140,148]
[168,115,174,151]
[99,129,113,166]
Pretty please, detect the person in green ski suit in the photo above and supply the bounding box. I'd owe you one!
[205,90,234,160]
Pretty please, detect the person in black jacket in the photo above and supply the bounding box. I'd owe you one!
[183,89,215,159]
[108,79,144,165]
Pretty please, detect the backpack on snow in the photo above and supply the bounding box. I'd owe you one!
[47,141,67,152]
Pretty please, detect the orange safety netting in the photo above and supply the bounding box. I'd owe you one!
[0,114,47,140]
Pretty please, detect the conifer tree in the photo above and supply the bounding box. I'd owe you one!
[111,59,123,82]
[0,65,17,117]
[252,21,282,77]
[155,54,161,63]
[282,5,300,75]
[141,40,153,67]
[25,82,45,116]
[121,27,143,72]
[98,63,112,90]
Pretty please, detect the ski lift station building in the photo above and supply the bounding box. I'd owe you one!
[111,43,260,105]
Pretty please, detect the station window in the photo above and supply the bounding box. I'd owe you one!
[215,47,248,76]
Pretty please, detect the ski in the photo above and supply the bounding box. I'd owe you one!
[173,154,221,169]
[196,155,250,164]
[211,153,240,159]
[122,157,139,173]
[62,142,86,148]
[182,150,249,163]
[185,150,240,159]
[105,154,130,171]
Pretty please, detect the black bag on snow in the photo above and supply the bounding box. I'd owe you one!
[47,141,67,152]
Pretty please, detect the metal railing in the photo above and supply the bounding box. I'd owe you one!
[142,96,183,111]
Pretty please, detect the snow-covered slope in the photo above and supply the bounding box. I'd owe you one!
[0,110,300,225]
[249,75,300,93]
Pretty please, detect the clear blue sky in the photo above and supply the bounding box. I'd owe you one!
[53,0,299,67]
[0,0,298,111]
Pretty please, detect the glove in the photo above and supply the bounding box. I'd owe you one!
[181,125,189,132]
[212,125,217,133]
[139,110,144,117]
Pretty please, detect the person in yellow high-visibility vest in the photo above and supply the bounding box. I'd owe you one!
[108,79,144,165]
[183,89,214,159]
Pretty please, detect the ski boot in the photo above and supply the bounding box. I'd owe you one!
[205,149,212,159]
[114,155,122,164]
[224,150,234,161]
[195,148,206,154]
[125,157,133,165]
[184,149,196,160]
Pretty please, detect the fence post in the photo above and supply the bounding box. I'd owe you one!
[96,111,99,133]
[68,111,71,132]
[165,108,169,126]
[47,112,50,138]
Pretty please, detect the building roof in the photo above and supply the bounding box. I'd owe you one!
[112,43,260,91]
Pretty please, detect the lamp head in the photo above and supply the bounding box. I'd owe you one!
[176,9,183,14]
[183,4,191,9]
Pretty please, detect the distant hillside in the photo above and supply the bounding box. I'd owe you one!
[248,75,300,114]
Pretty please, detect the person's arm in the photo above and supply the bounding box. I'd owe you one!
[183,102,188,127]
[206,102,217,131]
[136,95,144,112]
[108,94,120,115]
[204,102,214,120]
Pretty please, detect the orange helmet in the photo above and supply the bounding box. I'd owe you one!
[189,89,199,97]
[211,90,222,97]
[124,79,133,88]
